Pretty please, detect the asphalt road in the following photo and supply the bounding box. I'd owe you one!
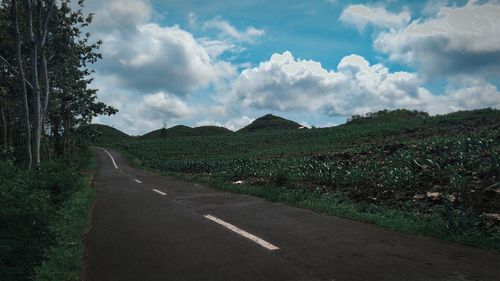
[84,147,500,281]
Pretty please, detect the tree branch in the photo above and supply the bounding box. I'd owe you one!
[40,0,56,46]
[0,55,34,89]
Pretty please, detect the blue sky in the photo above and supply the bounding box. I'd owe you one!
[87,0,500,135]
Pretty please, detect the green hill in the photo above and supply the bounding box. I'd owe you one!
[192,126,232,135]
[142,125,232,139]
[238,114,304,133]
[142,125,192,139]
[82,124,130,144]
[347,109,429,125]
[119,108,500,250]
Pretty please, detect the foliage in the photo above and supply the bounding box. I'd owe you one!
[118,108,500,249]
[141,125,232,140]
[32,149,95,281]
[0,0,117,166]
[238,113,303,132]
[347,108,429,124]
[79,123,131,145]
[0,161,53,281]
[0,148,96,281]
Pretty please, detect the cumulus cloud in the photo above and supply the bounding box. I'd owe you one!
[203,17,265,43]
[196,116,255,131]
[188,12,198,29]
[339,4,411,30]
[224,51,499,116]
[374,2,500,78]
[86,0,152,31]
[140,92,194,119]
[96,23,236,95]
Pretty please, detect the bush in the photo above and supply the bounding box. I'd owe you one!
[0,161,54,281]
[0,147,96,281]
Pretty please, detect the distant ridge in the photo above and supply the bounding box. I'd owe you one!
[83,124,130,143]
[238,114,304,133]
[142,125,232,139]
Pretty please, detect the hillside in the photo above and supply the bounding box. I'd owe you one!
[120,108,500,250]
[192,126,233,136]
[347,109,429,124]
[238,114,304,133]
[83,124,130,144]
[142,125,232,139]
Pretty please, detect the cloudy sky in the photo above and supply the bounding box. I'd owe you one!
[86,0,500,135]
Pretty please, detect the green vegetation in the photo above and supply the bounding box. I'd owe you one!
[141,125,232,140]
[118,108,500,250]
[238,113,304,132]
[81,124,131,144]
[0,1,112,280]
[0,148,96,281]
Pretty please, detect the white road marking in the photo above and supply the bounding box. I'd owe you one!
[134,179,142,183]
[152,189,167,196]
[203,214,279,251]
[99,148,118,169]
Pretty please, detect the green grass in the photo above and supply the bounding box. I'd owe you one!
[0,147,97,281]
[32,185,94,281]
[238,113,303,132]
[32,148,96,281]
[135,168,500,251]
[81,123,131,144]
[141,125,232,140]
[112,108,500,251]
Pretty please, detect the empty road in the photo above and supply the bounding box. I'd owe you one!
[85,147,500,281]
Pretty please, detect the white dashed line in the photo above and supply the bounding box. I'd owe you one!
[152,189,167,196]
[134,179,142,183]
[99,148,118,169]
[203,214,279,251]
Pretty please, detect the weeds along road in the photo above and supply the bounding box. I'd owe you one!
[85,147,500,281]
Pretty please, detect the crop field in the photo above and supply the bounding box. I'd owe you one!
[118,109,500,248]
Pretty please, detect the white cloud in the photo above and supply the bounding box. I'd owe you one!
[374,2,500,78]
[198,38,240,58]
[97,23,236,95]
[88,0,152,30]
[140,92,193,119]
[223,51,499,117]
[196,116,255,131]
[339,4,411,30]
[203,17,265,43]
[188,12,198,29]
[440,80,500,113]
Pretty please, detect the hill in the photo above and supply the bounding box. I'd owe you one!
[238,114,304,133]
[346,109,429,125]
[82,124,130,144]
[141,125,232,139]
[119,108,500,250]
[192,126,233,136]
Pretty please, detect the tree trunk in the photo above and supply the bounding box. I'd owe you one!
[11,0,32,168]
[41,50,50,118]
[24,0,42,167]
[63,117,69,159]
[39,1,55,140]
[25,0,56,167]
[1,102,7,148]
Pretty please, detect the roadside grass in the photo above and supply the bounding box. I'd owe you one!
[112,109,500,252]
[32,148,96,281]
[185,173,500,251]
[118,148,500,251]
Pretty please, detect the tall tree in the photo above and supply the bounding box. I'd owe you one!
[23,0,56,166]
[0,0,117,165]
[11,0,32,168]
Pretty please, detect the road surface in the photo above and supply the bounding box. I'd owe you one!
[84,147,500,281]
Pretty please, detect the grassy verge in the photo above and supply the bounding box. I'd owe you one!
[119,149,500,251]
[31,148,96,281]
